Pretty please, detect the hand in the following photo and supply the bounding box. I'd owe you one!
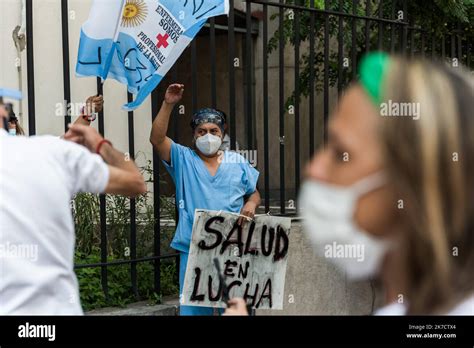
[223,298,249,316]
[84,95,104,115]
[164,84,184,105]
[64,123,104,153]
[238,201,257,226]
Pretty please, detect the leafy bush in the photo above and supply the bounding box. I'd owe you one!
[269,0,474,109]
[75,249,179,311]
[72,154,179,310]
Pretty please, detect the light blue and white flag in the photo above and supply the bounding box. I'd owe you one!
[76,0,229,111]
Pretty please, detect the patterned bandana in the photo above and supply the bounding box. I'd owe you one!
[190,108,226,132]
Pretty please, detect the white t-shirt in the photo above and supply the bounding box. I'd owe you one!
[375,295,474,315]
[0,129,109,315]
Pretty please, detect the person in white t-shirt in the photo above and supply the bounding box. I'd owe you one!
[225,54,474,316]
[0,95,146,315]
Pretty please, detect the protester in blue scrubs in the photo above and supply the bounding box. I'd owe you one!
[150,84,261,316]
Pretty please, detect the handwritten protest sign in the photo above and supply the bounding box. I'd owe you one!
[182,210,291,310]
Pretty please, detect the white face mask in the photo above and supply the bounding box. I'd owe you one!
[298,172,390,280]
[8,128,16,136]
[195,133,222,156]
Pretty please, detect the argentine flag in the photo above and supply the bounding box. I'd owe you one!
[76,0,229,111]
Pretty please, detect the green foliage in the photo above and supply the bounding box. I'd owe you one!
[434,0,472,23]
[75,249,179,311]
[73,153,179,311]
[268,0,474,109]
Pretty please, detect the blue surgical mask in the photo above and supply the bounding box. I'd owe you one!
[9,128,17,136]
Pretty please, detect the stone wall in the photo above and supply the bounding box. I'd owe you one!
[257,220,380,315]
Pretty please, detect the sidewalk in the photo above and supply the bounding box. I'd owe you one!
[86,296,179,316]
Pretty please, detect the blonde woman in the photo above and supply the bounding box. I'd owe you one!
[225,53,474,316]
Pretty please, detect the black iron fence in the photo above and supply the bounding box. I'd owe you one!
[23,0,472,302]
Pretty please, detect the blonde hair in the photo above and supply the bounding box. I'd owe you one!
[14,121,25,136]
[379,57,474,314]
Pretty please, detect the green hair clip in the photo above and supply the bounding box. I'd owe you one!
[358,52,391,106]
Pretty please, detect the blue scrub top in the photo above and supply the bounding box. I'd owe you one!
[163,140,260,253]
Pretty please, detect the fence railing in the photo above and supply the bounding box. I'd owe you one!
[22,0,472,302]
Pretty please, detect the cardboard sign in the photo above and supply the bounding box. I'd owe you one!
[182,210,291,310]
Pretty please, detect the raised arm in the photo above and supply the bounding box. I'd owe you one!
[149,84,184,163]
[63,95,103,138]
[99,143,147,197]
[65,123,146,197]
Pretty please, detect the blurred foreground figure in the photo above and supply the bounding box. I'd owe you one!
[0,91,146,315]
[226,53,474,316]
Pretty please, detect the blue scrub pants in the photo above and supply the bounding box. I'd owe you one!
[179,251,224,316]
